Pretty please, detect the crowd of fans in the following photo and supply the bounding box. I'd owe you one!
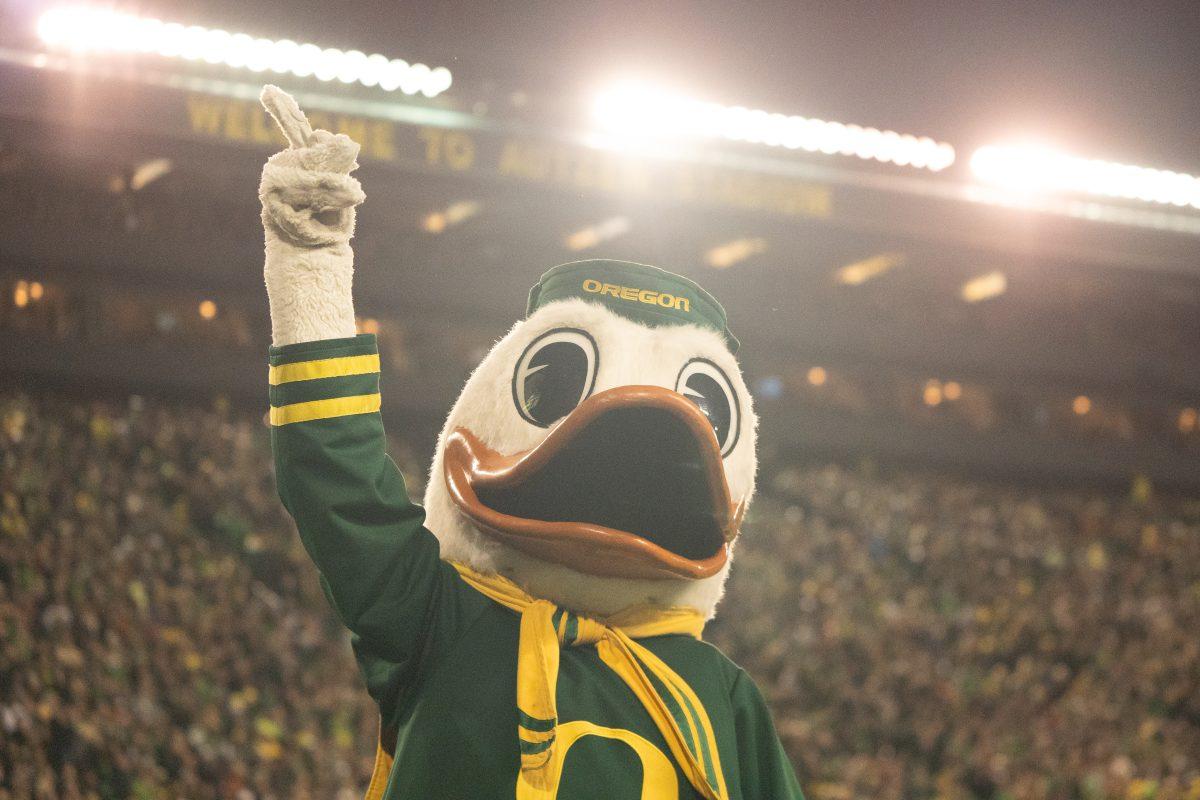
[709,456,1200,800]
[2,390,1198,799]
[0,392,423,799]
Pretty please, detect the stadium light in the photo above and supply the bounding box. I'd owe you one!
[565,216,631,251]
[960,270,1007,303]
[422,200,480,233]
[130,158,173,191]
[835,252,904,285]
[591,83,955,172]
[35,6,453,97]
[706,238,767,269]
[970,144,1200,210]
[922,380,943,406]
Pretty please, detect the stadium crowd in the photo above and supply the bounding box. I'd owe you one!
[2,390,1198,799]
[0,392,400,799]
[709,459,1200,800]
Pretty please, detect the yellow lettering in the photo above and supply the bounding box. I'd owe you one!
[419,128,476,170]
[186,95,224,136]
[418,127,442,164]
[335,117,368,146]
[499,140,538,179]
[249,108,280,145]
[444,132,475,170]
[223,102,248,141]
[370,122,396,160]
[581,281,690,312]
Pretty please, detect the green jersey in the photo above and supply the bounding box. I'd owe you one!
[269,334,804,800]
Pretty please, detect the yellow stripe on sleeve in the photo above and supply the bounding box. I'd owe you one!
[269,393,381,426]
[268,353,381,385]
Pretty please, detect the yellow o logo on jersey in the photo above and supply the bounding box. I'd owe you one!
[516,721,677,800]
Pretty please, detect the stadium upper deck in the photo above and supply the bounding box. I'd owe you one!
[1,6,1199,488]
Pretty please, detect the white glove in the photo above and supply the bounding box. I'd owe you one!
[259,85,366,346]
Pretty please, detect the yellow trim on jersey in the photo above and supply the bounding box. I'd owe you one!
[629,642,729,798]
[268,353,381,385]
[269,393,381,426]
[364,742,392,800]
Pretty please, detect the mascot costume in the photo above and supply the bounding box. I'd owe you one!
[258,85,804,799]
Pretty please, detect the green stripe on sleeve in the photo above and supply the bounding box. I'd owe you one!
[270,371,380,407]
[268,333,378,367]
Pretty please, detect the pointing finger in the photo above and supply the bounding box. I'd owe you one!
[260,84,314,149]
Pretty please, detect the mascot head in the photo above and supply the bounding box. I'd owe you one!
[424,260,756,619]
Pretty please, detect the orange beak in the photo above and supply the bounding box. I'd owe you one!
[443,385,744,581]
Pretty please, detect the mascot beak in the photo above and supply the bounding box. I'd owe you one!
[443,386,744,581]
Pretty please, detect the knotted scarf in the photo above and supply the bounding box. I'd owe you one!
[365,562,729,800]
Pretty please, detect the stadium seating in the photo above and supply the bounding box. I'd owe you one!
[2,392,1198,799]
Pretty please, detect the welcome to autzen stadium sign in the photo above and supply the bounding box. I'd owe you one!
[0,55,833,222]
[182,92,834,221]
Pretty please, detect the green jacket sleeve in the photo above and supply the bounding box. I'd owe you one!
[730,668,805,800]
[268,334,484,698]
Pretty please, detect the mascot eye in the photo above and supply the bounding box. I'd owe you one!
[512,328,599,427]
[676,358,741,456]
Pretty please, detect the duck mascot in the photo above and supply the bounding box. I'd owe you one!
[258,86,804,799]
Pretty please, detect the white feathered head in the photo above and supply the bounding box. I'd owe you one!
[423,260,757,619]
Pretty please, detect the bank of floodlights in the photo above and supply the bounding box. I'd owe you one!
[592,83,956,172]
[971,144,1200,210]
[36,6,453,97]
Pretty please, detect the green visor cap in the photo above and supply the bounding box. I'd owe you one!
[526,260,739,353]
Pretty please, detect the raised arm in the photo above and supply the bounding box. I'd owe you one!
[259,87,477,676]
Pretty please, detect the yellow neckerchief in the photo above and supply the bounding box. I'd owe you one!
[364,562,729,800]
